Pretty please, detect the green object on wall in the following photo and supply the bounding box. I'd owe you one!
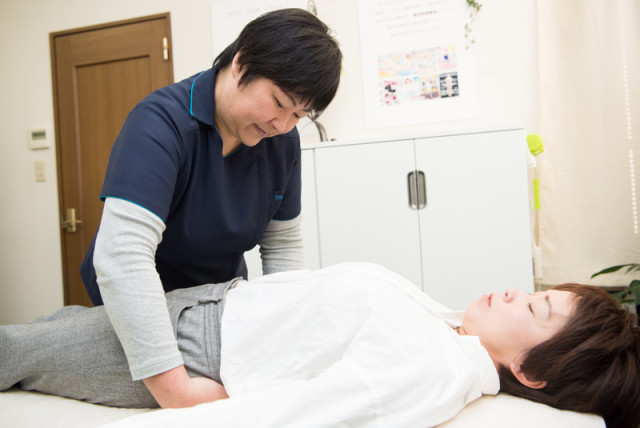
[527,134,544,156]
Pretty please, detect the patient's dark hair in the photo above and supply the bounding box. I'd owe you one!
[213,8,342,120]
[498,283,640,428]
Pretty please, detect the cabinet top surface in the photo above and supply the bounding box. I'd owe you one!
[300,127,525,150]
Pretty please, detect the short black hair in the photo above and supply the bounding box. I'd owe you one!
[213,8,342,119]
[499,283,640,428]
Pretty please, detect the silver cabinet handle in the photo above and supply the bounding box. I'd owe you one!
[407,171,427,210]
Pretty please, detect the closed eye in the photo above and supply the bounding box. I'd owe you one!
[529,303,534,315]
[274,94,308,120]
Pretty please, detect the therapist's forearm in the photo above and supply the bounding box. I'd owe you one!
[95,198,184,380]
[143,365,229,408]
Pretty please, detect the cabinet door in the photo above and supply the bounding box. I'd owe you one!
[416,130,534,309]
[314,140,423,288]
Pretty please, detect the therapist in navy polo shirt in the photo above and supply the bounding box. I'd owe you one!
[79,8,342,408]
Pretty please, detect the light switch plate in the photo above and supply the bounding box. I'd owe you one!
[34,160,46,182]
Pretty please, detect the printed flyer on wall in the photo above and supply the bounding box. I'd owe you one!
[210,0,308,58]
[359,0,478,128]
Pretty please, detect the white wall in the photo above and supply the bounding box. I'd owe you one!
[0,0,538,324]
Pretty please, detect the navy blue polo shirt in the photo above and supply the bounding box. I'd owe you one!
[80,67,302,305]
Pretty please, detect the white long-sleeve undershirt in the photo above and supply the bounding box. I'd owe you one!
[93,197,180,381]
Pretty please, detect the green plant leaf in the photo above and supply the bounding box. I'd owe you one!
[625,264,640,274]
[591,264,638,279]
[612,289,630,300]
[594,265,640,307]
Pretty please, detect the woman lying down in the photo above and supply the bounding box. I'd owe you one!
[1,263,638,428]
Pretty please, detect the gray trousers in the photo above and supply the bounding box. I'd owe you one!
[0,280,239,408]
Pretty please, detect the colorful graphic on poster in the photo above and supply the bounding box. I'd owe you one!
[378,46,460,106]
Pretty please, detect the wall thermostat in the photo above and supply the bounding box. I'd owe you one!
[29,128,50,150]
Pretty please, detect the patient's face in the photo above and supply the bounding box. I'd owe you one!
[462,288,576,368]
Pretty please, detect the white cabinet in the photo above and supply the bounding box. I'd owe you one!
[247,129,534,310]
[305,129,533,310]
[312,139,423,287]
[415,131,533,309]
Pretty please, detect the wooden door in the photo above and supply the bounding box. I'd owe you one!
[51,14,174,306]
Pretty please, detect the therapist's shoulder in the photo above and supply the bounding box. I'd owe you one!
[127,72,202,130]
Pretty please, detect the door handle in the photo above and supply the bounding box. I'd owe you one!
[407,171,427,210]
[61,208,83,233]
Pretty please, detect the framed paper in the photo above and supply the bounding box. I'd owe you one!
[358,0,478,128]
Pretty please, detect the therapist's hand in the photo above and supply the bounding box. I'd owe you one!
[143,365,229,408]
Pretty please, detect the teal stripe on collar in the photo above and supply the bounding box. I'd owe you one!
[189,71,207,119]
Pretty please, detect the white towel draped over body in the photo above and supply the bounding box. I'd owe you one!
[109,262,499,428]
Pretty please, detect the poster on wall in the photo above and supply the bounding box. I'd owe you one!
[211,0,310,59]
[359,0,478,128]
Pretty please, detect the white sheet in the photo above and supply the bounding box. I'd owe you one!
[212,263,499,426]
[0,389,605,428]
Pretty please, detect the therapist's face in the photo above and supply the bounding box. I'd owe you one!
[462,288,576,369]
[221,54,310,147]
